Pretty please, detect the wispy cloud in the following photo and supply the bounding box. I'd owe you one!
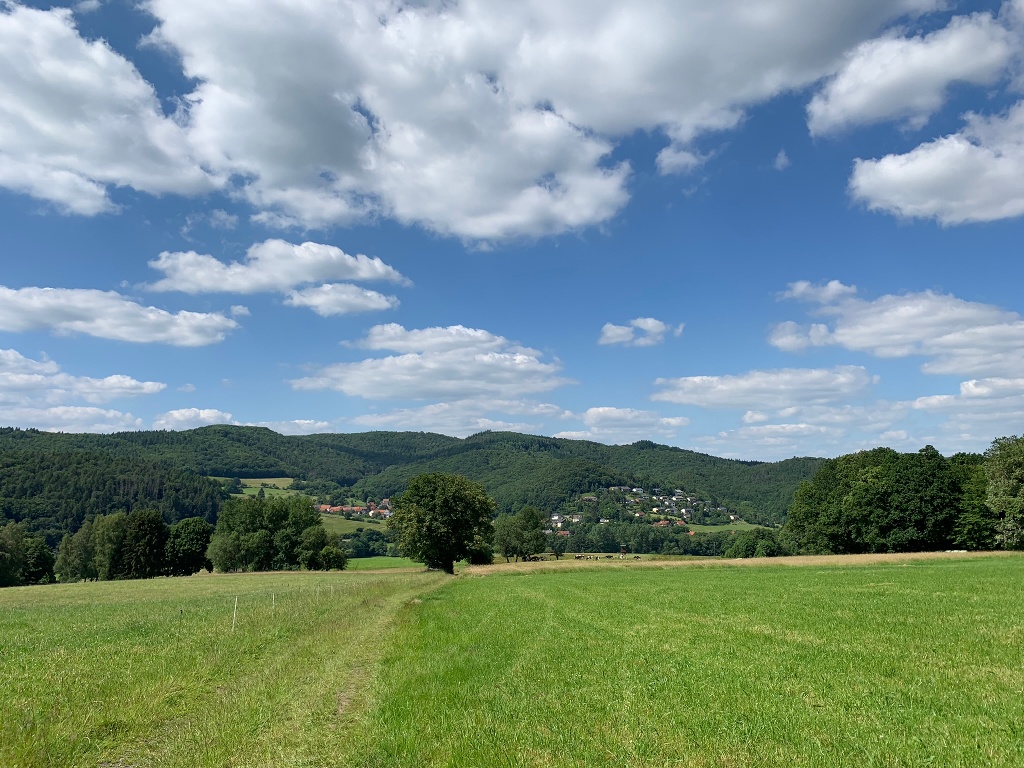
[599,317,683,347]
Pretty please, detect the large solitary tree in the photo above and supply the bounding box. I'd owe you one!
[388,473,495,574]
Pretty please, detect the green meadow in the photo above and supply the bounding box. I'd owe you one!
[683,520,764,532]
[346,555,420,570]
[3,554,1023,767]
[319,514,386,536]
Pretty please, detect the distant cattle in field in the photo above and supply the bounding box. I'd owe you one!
[633,556,642,560]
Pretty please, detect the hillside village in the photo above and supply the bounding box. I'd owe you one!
[324,485,746,538]
[550,486,740,528]
[318,497,393,520]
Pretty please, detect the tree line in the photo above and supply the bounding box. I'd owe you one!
[0,512,214,585]
[0,496,350,586]
[780,437,1024,555]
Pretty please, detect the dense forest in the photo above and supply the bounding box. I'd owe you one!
[0,426,822,541]
[1,495,348,587]
[0,449,223,544]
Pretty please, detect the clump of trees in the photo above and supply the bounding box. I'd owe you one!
[493,506,546,562]
[53,511,214,582]
[206,496,347,572]
[783,437,1024,555]
[347,526,392,558]
[723,528,786,559]
[0,522,55,586]
[388,473,495,573]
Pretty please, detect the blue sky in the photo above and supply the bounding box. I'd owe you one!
[1,0,1022,460]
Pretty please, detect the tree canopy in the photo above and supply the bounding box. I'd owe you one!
[493,506,546,562]
[206,495,346,572]
[388,473,495,574]
[782,445,995,554]
[986,435,1024,549]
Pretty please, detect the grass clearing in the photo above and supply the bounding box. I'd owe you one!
[239,477,295,488]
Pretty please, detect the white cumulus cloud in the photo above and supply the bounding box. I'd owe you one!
[0,0,941,238]
[293,323,570,400]
[850,101,1024,224]
[0,405,143,432]
[147,239,408,293]
[808,9,1017,135]
[772,280,1024,377]
[554,406,688,444]
[0,286,238,346]
[0,348,165,405]
[652,366,874,409]
[350,399,563,437]
[284,284,399,317]
[0,3,214,214]
[152,407,234,430]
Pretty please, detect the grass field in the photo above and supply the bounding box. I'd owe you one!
[354,553,1024,767]
[320,513,386,535]
[0,570,445,768]
[210,477,303,498]
[3,553,1023,767]
[346,556,419,570]
[684,520,765,532]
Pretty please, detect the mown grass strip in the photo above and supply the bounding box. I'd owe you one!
[0,571,445,768]
[352,555,1024,767]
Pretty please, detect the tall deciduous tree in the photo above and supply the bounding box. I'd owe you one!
[93,512,129,580]
[493,506,546,562]
[166,517,214,576]
[783,446,977,555]
[0,522,25,587]
[55,519,97,583]
[21,536,55,584]
[388,473,495,574]
[986,435,1024,549]
[121,508,169,579]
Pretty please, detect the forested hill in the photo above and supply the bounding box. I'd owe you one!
[0,426,822,537]
[348,433,822,523]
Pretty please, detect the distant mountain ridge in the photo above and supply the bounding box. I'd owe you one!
[0,426,823,539]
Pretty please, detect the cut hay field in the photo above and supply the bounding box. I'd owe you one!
[3,553,1023,767]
